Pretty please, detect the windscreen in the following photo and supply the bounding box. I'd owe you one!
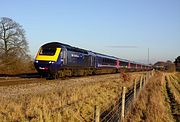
[39,48,56,56]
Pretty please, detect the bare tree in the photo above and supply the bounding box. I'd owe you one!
[0,17,28,58]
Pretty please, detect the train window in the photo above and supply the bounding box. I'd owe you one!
[39,48,56,56]
[67,47,88,54]
[102,58,116,65]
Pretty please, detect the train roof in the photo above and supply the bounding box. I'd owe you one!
[42,42,70,48]
[94,52,118,60]
[42,42,89,54]
[119,58,129,63]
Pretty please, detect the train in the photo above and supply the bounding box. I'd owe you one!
[34,42,152,78]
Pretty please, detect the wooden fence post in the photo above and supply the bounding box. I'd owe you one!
[147,72,150,82]
[140,76,142,91]
[94,105,100,122]
[121,87,126,121]
[150,71,152,77]
[146,74,148,82]
[134,79,137,99]
[143,75,146,87]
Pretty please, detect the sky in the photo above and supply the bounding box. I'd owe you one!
[0,0,180,64]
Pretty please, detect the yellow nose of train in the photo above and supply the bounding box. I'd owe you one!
[34,47,61,74]
[35,48,61,62]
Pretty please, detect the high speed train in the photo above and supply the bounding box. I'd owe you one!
[34,42,151,78]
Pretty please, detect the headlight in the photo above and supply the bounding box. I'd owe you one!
[35,60,38,63]
[49,61,55,64]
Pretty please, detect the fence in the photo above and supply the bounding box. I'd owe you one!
[54,71,154,122]
[93,71,153,122]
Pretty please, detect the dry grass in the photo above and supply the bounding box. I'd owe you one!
[166,73,180,121]
[0,59,36,75]
[0,72,143,121]
[167,74,180,103]
[175,72,180,84]
[125,72,175,122]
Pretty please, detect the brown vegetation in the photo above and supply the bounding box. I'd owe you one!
[120,70,131,82]
[1,72,178,121]
[125,72,175,122]
[166,73,180,121]
[0,73,142,121]
[0,57,35,74]
[0,17,34,75]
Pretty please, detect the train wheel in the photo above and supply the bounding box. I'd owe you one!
[84,70,88,76]
[54,73,59,79]
[47,73,54,80]
[58,70,64,78]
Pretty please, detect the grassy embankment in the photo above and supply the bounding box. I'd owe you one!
[125,72,179,122]
[0,73,143,122]
[167,73,180,121]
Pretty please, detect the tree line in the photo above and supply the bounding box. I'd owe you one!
[175,56,180,71]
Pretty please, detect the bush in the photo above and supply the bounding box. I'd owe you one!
[0,55,35,74]
[166,63,176,72]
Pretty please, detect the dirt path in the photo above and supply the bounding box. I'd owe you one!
[165,74,180,122]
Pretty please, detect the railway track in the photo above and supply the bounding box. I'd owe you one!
[0,78,48,86]
[0,70,147,87]
[0,73,47,86]
[0,73,115,87]
[0,73,40,78]
[0,72,138,87]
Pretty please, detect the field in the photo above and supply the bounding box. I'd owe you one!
[125,72,180,122]
[0,72,143,122]
[0,71,179,122]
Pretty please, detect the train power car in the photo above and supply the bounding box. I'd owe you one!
[34,42,151,78]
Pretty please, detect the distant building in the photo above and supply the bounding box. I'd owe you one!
[153,61,166,71]
[154,61,176,72]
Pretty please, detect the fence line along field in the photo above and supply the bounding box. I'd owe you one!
[0,72,144,121]
[125,72,180,122]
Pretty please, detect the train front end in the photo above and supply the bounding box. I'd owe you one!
[34,43,63,76]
